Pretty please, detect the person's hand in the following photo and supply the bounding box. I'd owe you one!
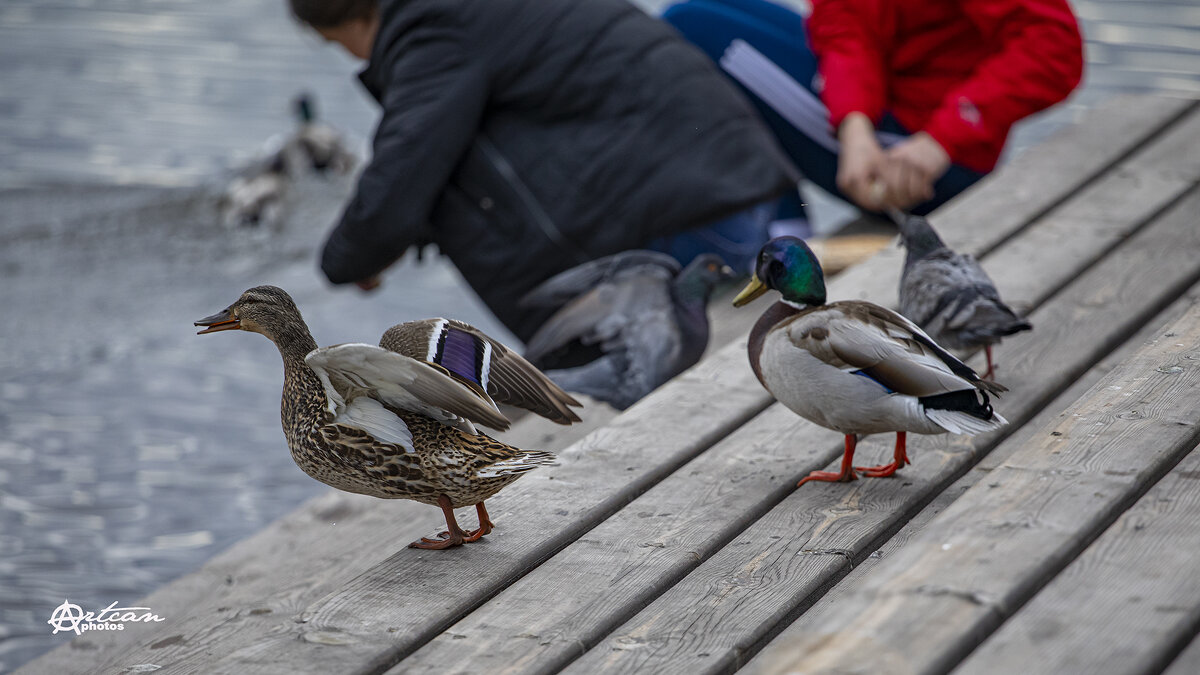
[879,132,951,210]
[836,112,887,210]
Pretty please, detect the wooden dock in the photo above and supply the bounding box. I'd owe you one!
[20,94,1200,675]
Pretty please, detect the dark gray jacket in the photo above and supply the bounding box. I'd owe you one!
[321,0,797,339]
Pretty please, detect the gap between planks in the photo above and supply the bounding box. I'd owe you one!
[463,184,1200,675]
[740,282,1200,674]
[390,144,1200,670]
[21,95,1192,675]
[749,302,1200,675]
[953,440,1200,675]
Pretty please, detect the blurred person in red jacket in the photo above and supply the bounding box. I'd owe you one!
[664,0,1084,218]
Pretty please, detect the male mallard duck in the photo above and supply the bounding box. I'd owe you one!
[521,252,733,410]
[896,213,1031,380]
[195,286,582,549]
[282,93,357,175]
[733,238,1007,485]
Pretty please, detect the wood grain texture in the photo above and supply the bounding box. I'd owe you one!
[836,97,1200,313]
[954,444,1200,675]
[17,96,1191,675]
[394,404,844,675]
[749,306,1200,675]
[566,187,1200,675]
[391,122,1200,673]
[78,335,774,674]
[931,96,1195,254]
[740,284,1200,675]
[15,285,743,675]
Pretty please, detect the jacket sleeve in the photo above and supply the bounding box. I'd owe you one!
[922,0,1083,166]
[321,13,489,285]
[806,0,891,130]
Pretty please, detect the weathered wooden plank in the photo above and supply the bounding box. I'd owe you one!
[837,98,1200,312]
[741,283,1200,674]
[74,338,774,674]
[18,292,750,675]
[952,443,1200,675]
[933,95,1195,252]
[747,308,1200,675]
[21,96,1188,675]
[565,186,1200,675]
[398,189,1200,671]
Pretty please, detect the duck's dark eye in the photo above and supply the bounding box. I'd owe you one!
[768,259,785,281]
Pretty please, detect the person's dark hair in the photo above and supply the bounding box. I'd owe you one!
[288,0,377,29]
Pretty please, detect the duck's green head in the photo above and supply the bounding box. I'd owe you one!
[733,237,826,307]
[294,93,315,124]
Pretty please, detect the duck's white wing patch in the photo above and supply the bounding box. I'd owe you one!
[336,397,415,450]
[925,408,1008,435]
[306,343,510,434]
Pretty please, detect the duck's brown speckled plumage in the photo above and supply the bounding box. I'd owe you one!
[196,286,576,548]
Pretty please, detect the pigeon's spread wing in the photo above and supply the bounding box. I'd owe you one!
[523,286,621,362]
[519,250,681,309]
[306,343,511,433]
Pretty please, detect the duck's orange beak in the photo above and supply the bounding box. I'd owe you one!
[195,309,240,334]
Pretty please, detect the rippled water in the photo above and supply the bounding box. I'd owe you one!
[2,0,1199,672]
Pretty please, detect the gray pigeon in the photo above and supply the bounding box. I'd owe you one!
[896,213,1031,380]
[521,251,733,410]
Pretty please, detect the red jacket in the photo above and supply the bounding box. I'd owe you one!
[808,0,1084,172]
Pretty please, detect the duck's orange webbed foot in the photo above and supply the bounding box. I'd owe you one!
[462,502,494,542]
[409,531,465,550]
[798,434,860,487]
[409,494,470,550]
[855,432,909,478]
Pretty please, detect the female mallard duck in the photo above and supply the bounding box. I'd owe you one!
[195,286,582,549]
[732,238,1008,486]
[895,212,1031,380]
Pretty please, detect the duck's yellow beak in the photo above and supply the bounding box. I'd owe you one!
[195,308,240,334]
[732,275,768,307]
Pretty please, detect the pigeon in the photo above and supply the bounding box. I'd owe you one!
[521,251,733,410]
[895,212,1031,380]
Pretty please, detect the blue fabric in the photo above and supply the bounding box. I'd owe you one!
[853,369,895,394]
[662,0,986,216]
[650,200,780,274]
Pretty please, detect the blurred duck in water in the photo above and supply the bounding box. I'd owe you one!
[219,94,357,229]
[280,93,357,175]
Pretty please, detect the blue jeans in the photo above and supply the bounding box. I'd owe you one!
[650,200,779,274]
[662,0,985,216]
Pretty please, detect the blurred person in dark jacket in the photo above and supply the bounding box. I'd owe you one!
[290,0,799,341]
[663,0,1084,217]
